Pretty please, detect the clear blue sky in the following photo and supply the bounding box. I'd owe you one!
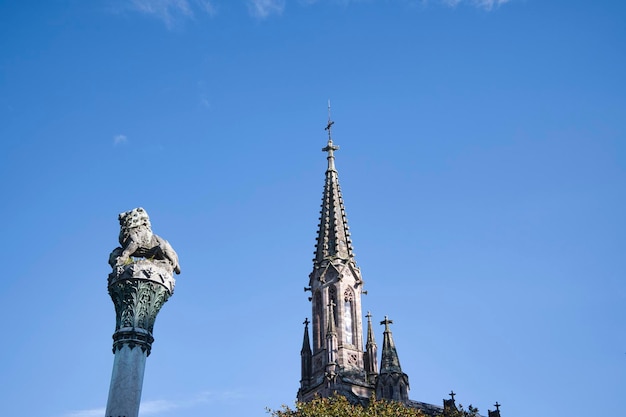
[0,1,624,416]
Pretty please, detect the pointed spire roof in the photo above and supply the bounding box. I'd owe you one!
[301,318,312,354]
[366,311,376,347]
[314,107,355,264]
[364,311,379,379]
[379,316,403,374]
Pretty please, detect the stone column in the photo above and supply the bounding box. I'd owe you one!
[105,260,175,417]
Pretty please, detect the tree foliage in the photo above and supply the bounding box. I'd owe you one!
[440,404,480,417]
[268,395,481,417]
[269,395,425,417]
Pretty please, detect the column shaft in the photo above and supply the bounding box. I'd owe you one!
[105,345,147,417]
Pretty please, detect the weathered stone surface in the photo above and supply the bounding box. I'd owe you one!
[105,344,147,417]
[299,127,373,404]
[105,208,180,417]
[108,260,174,355]
[109,207,181,275]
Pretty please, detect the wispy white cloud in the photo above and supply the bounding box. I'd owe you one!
[62,390,244,417]
[247,0,286,18]
[62,400,180,417]
[140,399,180,414]
[470,0,510,10]
[113,134,128,145]
[196,0,217,15]
[63,407,105,417]
[128,0,216,27]
[437,0,510,10]
[122,0,510,26]
[301,0,511,12]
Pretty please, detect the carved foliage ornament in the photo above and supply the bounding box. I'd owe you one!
[108,279,171,333]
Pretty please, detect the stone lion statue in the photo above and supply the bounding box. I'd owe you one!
[109,207,181,274]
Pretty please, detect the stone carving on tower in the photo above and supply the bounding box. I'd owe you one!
[105,207,181,417]
[298,111,374,404]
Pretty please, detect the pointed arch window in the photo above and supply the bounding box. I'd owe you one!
[329,286,338,327]
[314,291,322,351]
[343,289,354,345]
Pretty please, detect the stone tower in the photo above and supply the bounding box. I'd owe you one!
[105,208,181,417]
[296,114,503,415]
[297,116,377,403]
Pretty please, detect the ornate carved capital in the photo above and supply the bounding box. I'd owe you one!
[108,260,175,356]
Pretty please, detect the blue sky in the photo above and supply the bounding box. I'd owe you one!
[0,1,624,416]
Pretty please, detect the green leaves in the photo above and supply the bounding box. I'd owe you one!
[268,395,426,417]
[436,404,480,417]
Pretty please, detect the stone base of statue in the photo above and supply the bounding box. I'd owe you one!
[105,259,175,417]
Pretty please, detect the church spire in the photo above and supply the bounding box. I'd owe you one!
[298,106,371,403]
[379,316,402,373]
[376,316,410,402]
[300,318,312,391]
[364,311,378,383]
[314,106,355,263]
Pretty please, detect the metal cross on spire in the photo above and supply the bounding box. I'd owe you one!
[494,402,501,411]
[325,99,335,141]
[322,100,339,171]
[380,315,393,331]
[449,391,456,401]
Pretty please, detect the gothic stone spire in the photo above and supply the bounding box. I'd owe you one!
[376,316,410,402]
[298,110,371,404]
[379,316,402,374]
[364,311,378,382]
[300,318,313,391]
[314,115,355,264]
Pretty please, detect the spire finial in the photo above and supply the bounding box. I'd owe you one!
[322,101,339,171]
[304,318,310,327]
[325,99,334,141]
[494,402,501,411]
[380,315,393,332]
[449,391,456,401]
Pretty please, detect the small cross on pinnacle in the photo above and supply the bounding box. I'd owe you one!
[366,311,372,320]
[494,402,501,411]
[449,391,456,401]
[380,315,393,331]
[304,318,310,327]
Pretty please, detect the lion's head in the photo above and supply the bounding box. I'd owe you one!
[118,207,153,248]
